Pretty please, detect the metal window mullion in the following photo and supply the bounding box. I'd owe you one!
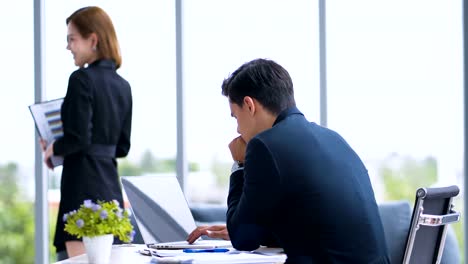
[34,0,49,263]
[463,0,468,259]
[318,0,328,128]
[175,0,187,192]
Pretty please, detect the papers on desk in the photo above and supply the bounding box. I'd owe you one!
[149,247,286,264]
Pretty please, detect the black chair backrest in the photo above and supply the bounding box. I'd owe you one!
[402,185,460,264]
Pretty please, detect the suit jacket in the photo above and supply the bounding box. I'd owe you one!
[52,59,132,252]
[227,107,390,264]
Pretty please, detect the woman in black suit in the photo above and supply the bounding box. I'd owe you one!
[41,6,132,260]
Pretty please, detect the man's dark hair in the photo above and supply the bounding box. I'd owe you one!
[221,59,295,115]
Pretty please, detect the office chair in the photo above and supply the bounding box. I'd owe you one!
[402,185,461,264]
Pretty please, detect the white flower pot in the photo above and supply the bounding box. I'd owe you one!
[83,234,114,264]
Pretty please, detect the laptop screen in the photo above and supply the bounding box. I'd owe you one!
[121,175,197,244]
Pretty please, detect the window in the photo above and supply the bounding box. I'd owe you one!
[327,0,463,258]
[44,0,176,259]
[183,0,320,203]
[0,2,35,263]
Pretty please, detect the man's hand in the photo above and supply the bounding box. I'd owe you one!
[228,136,247,164]
[186,225,229,244]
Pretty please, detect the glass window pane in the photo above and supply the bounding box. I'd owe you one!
[327,0,463,259]
[183,0,320,203]
[0,2,35,263]
[46,1,176,165]
[45,0,176,259]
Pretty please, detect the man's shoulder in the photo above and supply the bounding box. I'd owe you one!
[256,116,318,141]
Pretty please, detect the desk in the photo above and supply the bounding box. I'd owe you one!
[54,244,150,264]
[54,244,286,264]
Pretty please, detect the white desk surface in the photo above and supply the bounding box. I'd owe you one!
[54,244,151,264]
[54,244,286,264]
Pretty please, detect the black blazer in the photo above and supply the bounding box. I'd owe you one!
[227,107,390,264]
[53,59,132,252]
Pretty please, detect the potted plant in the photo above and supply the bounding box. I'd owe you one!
[63,199,135,263]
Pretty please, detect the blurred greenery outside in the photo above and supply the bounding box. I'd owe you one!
[0,163,35,264]
[0,151,464,263]
[380,154,464,263]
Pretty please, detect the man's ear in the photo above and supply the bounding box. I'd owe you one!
[243,96,256,116]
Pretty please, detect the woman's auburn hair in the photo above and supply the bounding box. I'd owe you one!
[66,6,122,69]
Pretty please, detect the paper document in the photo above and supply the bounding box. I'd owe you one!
[149,246,283,257]
[29,98,64,167]
[149,246,286,263]
[150,252,286,264]
[148,240,232,250]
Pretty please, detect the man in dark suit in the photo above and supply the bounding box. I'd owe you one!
[188,59,390,263]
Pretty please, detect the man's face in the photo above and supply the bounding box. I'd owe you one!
[229,101,256,143]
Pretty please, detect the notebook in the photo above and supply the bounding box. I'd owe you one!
[121,174,232,249]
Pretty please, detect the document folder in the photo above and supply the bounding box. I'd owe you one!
[29,98,64,167]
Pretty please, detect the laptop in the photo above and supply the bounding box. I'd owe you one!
[121,174,232,249]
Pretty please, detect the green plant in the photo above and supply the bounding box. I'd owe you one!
[0,162,35,264]
[63,200,134,243]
